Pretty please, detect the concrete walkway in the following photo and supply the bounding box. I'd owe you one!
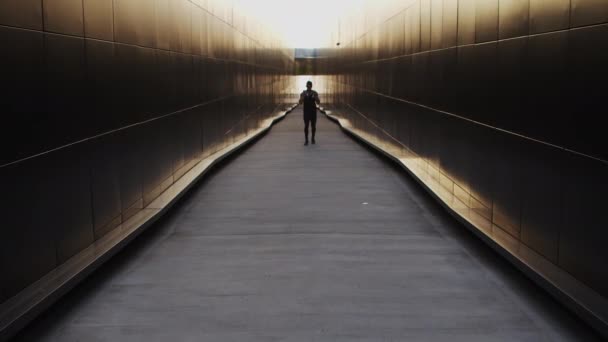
[14,109,599,341]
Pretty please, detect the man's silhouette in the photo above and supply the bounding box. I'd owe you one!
[299,81,320,145]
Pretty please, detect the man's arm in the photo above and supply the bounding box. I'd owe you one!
[298,92,304,105]
[314,92,320,105]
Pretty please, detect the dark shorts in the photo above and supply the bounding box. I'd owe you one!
[303,112,317,124]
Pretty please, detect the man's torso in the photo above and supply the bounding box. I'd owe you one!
[301,90,318,116]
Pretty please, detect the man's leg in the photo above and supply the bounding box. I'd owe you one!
[304,117,310,145]
[311,115,317,144]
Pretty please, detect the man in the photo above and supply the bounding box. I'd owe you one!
[299,81,320,145]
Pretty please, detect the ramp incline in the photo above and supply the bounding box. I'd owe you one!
[14,109,599,341]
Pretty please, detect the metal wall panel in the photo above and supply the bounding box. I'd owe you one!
[379,23,389,60]
[88,132,123,239]
[181,108,203,161]
[170,0,192,54]
[191,5,203,56]
[499,0,529,39]
[321,0,608,327]
[490,132,523,239]
[571,0,608,27]
[529,0,570,34]
[438,47,458,112]
[495,37,527,133]
[0,160,58,303]
[420,0,432,51]
[410,4,422,54]
[453,45,476,118]
[0,0,295,306]
[83,0,114,40]
[86,39,118,133]
[475,0,499,43]
[428,50,444,109]
[114,0,157,48]
[41,145,94,264]
[141,120,174,207]
[155,0,171,50]
[466,124,493,220]
[0,0,42,30]
[0,27,45,165]
[45,34,87,148]
[524,30,568,146]
[567,25,608,161]
[442,0,458,48]
[520,141,562,263]
[471,42,498,125]
[560,155,608,296]
[404,8,413,55]
[119,125,144,221]
[114,44,147,124]
[43,0,84,36]
[390,12,405,57]
[439,115,472,199]
[430,0,443,50]
[457,0,476,45]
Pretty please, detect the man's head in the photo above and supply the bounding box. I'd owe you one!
[306,81,312,90]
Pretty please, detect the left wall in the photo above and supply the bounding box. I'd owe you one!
[0,0,294,304]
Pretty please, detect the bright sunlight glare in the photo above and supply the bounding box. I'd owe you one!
[236,0,363,48]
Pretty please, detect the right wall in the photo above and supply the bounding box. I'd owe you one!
[320,0,608,333]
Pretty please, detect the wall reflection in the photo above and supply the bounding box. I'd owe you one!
[0,0,296,304]
[316,0,608,331]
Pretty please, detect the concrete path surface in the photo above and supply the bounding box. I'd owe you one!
[13,108,600,341]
